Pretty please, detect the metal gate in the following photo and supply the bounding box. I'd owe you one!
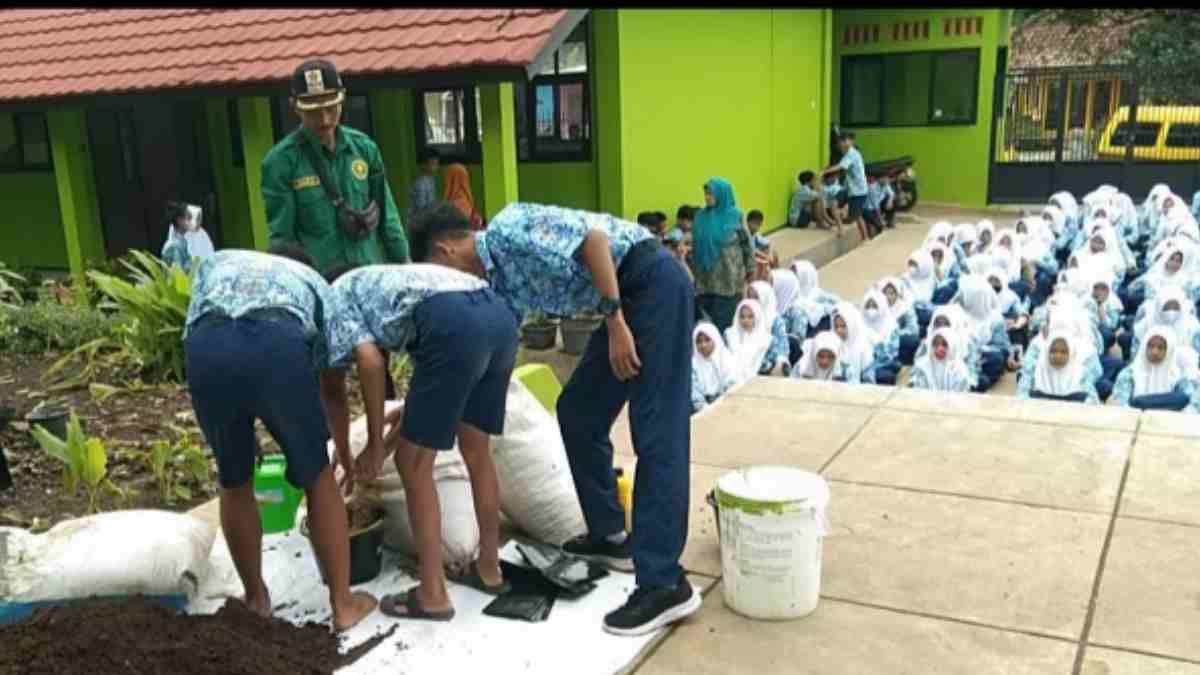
[988,65,1200,204]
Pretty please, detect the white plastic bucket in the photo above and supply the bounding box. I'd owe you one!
[713,466,830,620]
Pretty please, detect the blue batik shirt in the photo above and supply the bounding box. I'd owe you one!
[836,147,868,197]
[476,202,652,321]
[329,264,490,368]
[184,249,342,370]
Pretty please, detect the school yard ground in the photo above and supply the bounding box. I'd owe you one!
[185,204,1200,674]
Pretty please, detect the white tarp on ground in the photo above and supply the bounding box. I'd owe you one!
[192,523,669,675]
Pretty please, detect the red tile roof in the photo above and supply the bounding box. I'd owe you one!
[0,9,577,102]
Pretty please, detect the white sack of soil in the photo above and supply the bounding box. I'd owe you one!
[329,403,480,573]
[0,510,216,604]
[491,378,587,546]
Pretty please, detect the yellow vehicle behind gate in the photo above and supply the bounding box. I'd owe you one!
[1097,106,1200,161]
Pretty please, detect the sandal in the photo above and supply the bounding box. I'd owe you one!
[449,561,512,596]
[379,590,455,622]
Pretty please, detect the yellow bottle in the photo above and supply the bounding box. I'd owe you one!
[615,467,633,532]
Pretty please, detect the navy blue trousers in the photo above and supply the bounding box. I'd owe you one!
[558,242,693,589]
[899,333,920,365]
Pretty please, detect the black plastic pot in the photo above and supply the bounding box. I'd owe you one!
[0,448,11,491]
[521,323,558,351]
[302,505,386,586]
[26,407,68,440]
[0,405,16,434]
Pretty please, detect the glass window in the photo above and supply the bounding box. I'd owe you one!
[414,87,481,163]
[534,85,556,138]
[16,114,50,167]
[0,114,19,168]
[342,94,373,136]
[1165,123,1200,148]
[515,17,592,162]
[883,53,931,126]
[1111,122,1162,147]
[841,57,883,126]
[930,50,979,124]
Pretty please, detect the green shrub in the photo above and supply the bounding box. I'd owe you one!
[0,296,114,353]
[0,262,25,308]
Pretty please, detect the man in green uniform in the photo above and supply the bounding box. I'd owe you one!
[263,59,410,275]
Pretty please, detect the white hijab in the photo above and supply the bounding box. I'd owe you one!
[876,276,913,318]
[749,280,779,329]
[927,243,955,279]
[1049,191,1079,225]
[957,274,1001,344]
[861,289,897,345]
[790,331,843,381]
[904,249,936,303]
[1042,205,1067,237]
[976,220,996,250]
[1138,285,1200,353]
[831,301,876,373]
[790,260,830,328]
[925,221,954,247]
[993,229,1023,281]
[912,327,971,390]
[724,299,771,384]
[1131,326,1186,397]
[1033,331,1089,397]
[693,322,737,398]
[1075,219,1127,277]
[1015,217,1051,261]
[986,266,1021,316]
[1144,238,1198,295]
[771,269,801,321]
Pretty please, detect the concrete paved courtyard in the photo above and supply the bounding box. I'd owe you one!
[617,378,1200,674]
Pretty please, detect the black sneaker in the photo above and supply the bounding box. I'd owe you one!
[602,576,701,637]
[561,534,634,572]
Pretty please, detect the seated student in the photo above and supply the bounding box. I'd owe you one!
[903,250,937,333]
[1019,305,1110,401]
[915,304,982,388]
[771,269,806,366]
[953,224,979,264]
[1015,217,1060,307]
[1112,327,1200,412]
[745,210,778,272]
[1074,223,1128,286]
[956,275,1012,392]
[328,254,520,620]
[976,220,995,254]
[637,211,669,240]
[1019,331,1099,403]
[724,299,772,384]
[789,260,842,337]
[183,246,377,632]
[746,280,790,375]
[789,171,827,230]
[675,205,696,236]
[862,176,886,238]
[830,302,875,384]
[789,331,854,382]
[907,328,973,393]
[986,266,1030,367]
[1090,272,1124,352]
[879,173,898,229]
[821,173,847,237]
[161,201,215,272]
[928,243,961,305]
[862,289,901,385]
[878,276,921,365]
[690,322,738,415]
[1134,239,1198,312]
[1192,189,1200,222]
[1128,286,1200,361]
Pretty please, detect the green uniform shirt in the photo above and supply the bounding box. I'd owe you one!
[263,125,409,275]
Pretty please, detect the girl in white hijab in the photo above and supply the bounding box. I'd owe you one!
[924,221,954,248]
[1020,330,1098,403]
[788,260,842,337]
[789,330,851,382]
[904,249,937,306]
[862,289,901,385]
[1132,285,1200,360]
[976,219,996,253]
[914,304,980,388]
[1137,237,1199,304]
[1074,219,1128,282]
[1049,191,1080,231]
[1112,326,1200,412]
[725,299,772,384]
[161,202,215,272]
[908,327,972,393]
[926,243,960,304]
[956,274,1011,390]
[877,276,922,365]
[771,269,804,336]
[691,322,739,414]
[830,302,875,384]
[993,229,1023,283]
[954,223,979,262]
[745,282,790,376]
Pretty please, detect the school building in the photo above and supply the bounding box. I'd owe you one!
[0,8,1010,276]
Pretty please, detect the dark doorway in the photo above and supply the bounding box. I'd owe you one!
[86,100,220,259]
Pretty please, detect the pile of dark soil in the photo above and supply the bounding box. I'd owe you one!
[0,597,397,675]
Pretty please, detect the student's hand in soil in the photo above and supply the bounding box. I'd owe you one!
[608,316,642,381]
[353,440,388,487]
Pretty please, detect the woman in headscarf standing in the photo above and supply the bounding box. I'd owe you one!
[691,178,754,334]
[443,163,484,229]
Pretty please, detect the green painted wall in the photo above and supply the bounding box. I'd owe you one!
[204,99,254,250]
[832,9,1009,208]
[596,9,830,228]
[0,172,67,269]
[47,109,105,276]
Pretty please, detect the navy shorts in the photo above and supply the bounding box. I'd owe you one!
[185,311,330,490]
[847,195,868,221]
[402,288,519,450]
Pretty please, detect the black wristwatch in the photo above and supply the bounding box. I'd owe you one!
[597,296,621,318]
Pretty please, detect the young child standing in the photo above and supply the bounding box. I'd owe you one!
[822,131,869,241]
[408,148,440,224]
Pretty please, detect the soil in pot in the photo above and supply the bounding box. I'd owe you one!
[521,322,558,351]
[304,499,386,586]
[0,596,398,675]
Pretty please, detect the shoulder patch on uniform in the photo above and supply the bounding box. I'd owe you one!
[351,159,369,181]
[292,175,321,190]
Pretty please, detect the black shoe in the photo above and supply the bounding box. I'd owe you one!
[602,576,701,637]
[562,534,634,572]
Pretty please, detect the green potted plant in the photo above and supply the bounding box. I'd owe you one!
[560,312,603,356]
[520,312,559,351]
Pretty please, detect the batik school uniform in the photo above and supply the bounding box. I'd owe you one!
[748,280,789,375]
[790,260,842,338]
[907,327,973,393]
[928,244,961,306]
[1112,327,1200,413]
[1019,309,1107,401]
[1129,287,1200,360]
[690,323,738,415]
[903,250,938,334]
[772,270,807,365]
[987,267,1030,352]
[1192,190,1200,222]
[1049,191,1081,234]
[952,224,979,264]
[1090,275,1125,352]
[789,331,856,383]
[725,298,772,385]
[916,305,983,389]
[830,302,876,385]
[1018,331,1099,404]
[956,276,1012,392]
[877,276,921,365]
[329,264,518,452]
[862,289,901,385]
[183,250,344,492]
